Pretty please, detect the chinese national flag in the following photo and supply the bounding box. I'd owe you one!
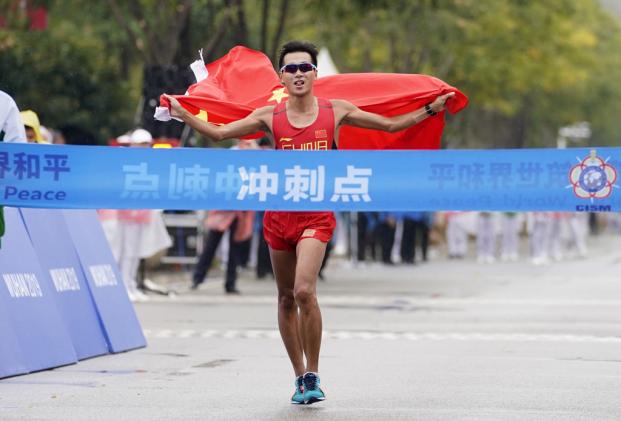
[159,46,468,149]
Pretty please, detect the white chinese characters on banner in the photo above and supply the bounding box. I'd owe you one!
[284,165,325,202]
[120,162,373,204]
[121,163,160,199]
[237,165,279,201]
[215,165,243,199]
[168,164,210,199]
[331,165,372,202]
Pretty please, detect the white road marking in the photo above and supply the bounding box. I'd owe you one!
[200,329,218,338]
[178,329,195,338]
[144,295,621,307]
[143,329,621,343]
[153,329,174,339]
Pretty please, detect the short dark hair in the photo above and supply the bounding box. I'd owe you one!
[278,40,318,70]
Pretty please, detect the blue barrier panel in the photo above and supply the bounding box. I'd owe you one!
[20,208,110,360]
[0,301,28,378]
[0,207,78,375]
[62,209,146,353]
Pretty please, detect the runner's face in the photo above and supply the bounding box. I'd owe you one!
[280,52,316,97]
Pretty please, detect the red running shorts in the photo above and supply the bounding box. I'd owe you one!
[263,211,336,251]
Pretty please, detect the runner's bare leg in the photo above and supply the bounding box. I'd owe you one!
[271,248,306,376]
[294,238,327,373]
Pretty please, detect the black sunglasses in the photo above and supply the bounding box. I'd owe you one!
[280,62,317,74]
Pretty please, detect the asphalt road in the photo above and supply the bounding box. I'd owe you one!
[2,234,621,420]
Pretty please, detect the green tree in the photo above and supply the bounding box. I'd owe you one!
[304,0,621,148]
[2,0,621,148]
[0,8,134,144]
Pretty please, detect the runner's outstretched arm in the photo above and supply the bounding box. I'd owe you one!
[334,92,455,133]
[164,94,270,141]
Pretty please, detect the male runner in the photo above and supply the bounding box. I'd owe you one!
[164,40,454,405]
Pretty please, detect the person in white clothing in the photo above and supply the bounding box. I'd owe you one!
[476,212,496,263]
[548,212,566,261]
[0,90,26,248]
[101,129,171,302]
[446,212,468,259]
[0,90,27,143]
[500,212,521,261]
[567,213,588,258]
[529,212,552,266]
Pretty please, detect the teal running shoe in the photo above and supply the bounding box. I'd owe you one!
[291,375,305,404]
[302,372,325,404]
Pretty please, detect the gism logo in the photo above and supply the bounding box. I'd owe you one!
[568,149,618,201]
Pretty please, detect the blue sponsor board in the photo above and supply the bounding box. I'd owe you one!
[0,207,77,376]
[0,302,28,378]
[62,209,146,353]
[0,143,619,211]
[20,208,110,360]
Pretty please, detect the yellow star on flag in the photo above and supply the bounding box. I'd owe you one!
[268,87,289,104]
[195,110,208,121]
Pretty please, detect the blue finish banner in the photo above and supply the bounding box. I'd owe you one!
[62,209,146,353]
[20,208,110,360]
[1,143,619,212]
[0,207,78,376]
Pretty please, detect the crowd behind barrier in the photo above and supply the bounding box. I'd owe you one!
[134,209,619,298]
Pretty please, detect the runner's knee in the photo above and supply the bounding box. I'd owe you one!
[293,285,315,306]
[278,291,296,311]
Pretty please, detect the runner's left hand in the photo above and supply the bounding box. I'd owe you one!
[430,92,455,113]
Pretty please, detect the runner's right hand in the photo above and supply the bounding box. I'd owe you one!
[163,94,185,119]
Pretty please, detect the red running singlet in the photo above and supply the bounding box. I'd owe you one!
[272,98,336,151]
[263,97,336,251]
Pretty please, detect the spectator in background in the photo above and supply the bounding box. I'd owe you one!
[116,129,154,301]
[548,212,565,261]
[529,212,551,266]
[236,225,253,269]
[0,90,27,249]
[476,212,496,264]
[0,91,27,143]
[376,212,397,265]
[101,128,172,302]
[446,212,468,259]
[39,125,54,144]
[609,213,621,234]
[20,110,47,143]
[357,212,379,263]
[500,212,521,261]
[567,213,588,259]
[255,211,274,279]
[547,212,588,261]
[51,128,66,144]
[191,140,257,294]
[400,212,431,264]
[192,209,254,294]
